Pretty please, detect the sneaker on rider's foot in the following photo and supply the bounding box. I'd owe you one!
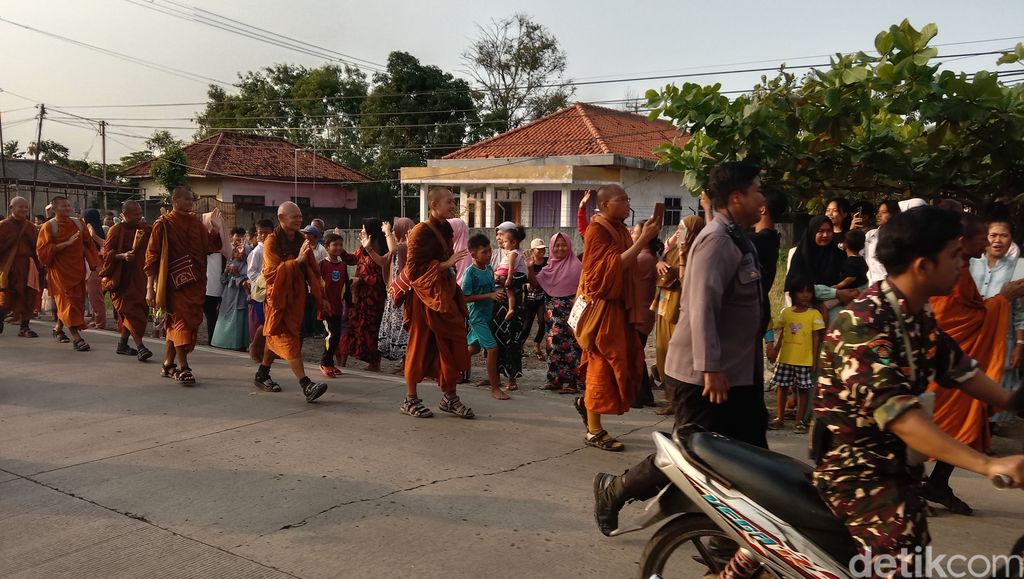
[921,483,973,515]
[593,472,626,536]
[302,380,328,402]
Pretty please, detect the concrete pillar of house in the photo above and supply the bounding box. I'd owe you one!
[475,198,484,226]
[459,186,470,221]
[419,184,429,222]
[484,184,495,229]
[520,187,533,227]
[559,185,572,228]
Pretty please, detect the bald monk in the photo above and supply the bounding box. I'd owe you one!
[925,213,1024,514]
[101,200,153,361]
[145,186,223,386]
[0,196,41,338]
[253,202,329,402]
[573,184,661,451]
[36,196,101,351]
[401,187,474,418]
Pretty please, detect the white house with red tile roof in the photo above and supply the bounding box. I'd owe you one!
[120,132,371,213]
[400,103,697,228]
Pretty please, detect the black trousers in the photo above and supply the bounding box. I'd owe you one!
[204,295,221,344]
[520,298,546,345]
[620,376,769,502]
[320,315,344,367]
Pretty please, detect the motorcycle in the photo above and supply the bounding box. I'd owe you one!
[609,426,1023,579]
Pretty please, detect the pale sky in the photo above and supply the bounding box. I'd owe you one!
[2,0,1023,162]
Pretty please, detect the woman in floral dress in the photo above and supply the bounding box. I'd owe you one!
[339,218,389,372]
[377,217,414,365]
[526,232,583,394]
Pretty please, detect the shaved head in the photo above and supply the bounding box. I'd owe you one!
[596,184,625,204]
[171,186,192,200]
[428,186,452,203]
[427,187,456,220]
[122,200,141,213]
[277,201,302,233]
[278,201,300,217]
[8,196,29,220]
[170,186,195,212]
[596,184,630,220]
[121,200,143,224]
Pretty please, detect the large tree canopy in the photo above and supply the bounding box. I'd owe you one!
[646,20,1024,211]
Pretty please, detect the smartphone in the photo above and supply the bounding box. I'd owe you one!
[652,202,666,224]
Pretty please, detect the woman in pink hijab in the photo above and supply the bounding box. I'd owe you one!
[448,217,472,285]
[526,231,584,394]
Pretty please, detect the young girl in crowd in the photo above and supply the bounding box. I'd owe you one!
[491,225,527,391]
[767,276,825,434]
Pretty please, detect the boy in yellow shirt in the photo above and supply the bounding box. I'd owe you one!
[767,276,825,433]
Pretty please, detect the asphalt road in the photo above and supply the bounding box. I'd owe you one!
[1,324,1022,578]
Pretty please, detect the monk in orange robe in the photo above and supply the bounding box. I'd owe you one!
[101,200,153,361]
[574,184,661,451]
[924,213,1024,514]
[401,187,473,419]
[0,196,41,338]
[144,186,223,385]
[254,201,330,402]
[36,196,101,351]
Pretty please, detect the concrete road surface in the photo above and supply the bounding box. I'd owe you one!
[1,324,1022,578]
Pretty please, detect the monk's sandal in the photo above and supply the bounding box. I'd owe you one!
[401,397,433,418]
[585,430,624,452]
[439,394,474,419]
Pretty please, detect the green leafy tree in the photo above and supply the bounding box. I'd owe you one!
[464,13,574,135]
[646,20,1024,211]
[196,63,368,169]
[150,143,189,195]
[2,140,22,158]
[144,130,184,155]
[27,139,70,164]
[119,150,155,168]
[359,51,482,215]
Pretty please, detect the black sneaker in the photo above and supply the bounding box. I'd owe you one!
[593,473,626,537]
[255,374,282,393]
[116,342,139,356]
[137,344,153,362]
[303,381,328,402]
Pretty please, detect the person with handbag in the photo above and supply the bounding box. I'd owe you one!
[399,187,473,419]
[36,196,101,352]
[144,187,224,386]
[100,200,153,361]
[572,184,662,452]
[0,196,41,338]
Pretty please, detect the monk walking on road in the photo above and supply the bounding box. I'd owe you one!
[145,187,223,386]
[0,196,41,338]
[254,201,329,402]
[401,187,474,418]
[36,196,101,351]
[101,200,153,361]
[573,185,662,451]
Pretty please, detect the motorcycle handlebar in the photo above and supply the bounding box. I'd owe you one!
[993,474,1014,489]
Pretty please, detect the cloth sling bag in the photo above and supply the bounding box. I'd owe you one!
[569,216,625,349]
[0,220,29,291]
[388,221,447,307]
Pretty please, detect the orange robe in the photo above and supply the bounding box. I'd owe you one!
[144,210,221,349]
[0,217,40,321]
[262,228,324,360]
[102,222,151,340]
[36,216,100,329]
[579,215,644,415]
[928,268,1009,451]
[402,217,470,387]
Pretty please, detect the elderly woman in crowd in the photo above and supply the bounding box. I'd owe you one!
[527,232,584,394]
[378,217,415,366]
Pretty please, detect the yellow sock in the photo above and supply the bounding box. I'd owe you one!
[587,411,603,435]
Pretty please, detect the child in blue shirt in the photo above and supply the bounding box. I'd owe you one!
[461,233,510,400]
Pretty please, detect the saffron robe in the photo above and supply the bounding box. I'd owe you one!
[579,215,644,415]
[262,228,324,360]
[928,268,1009,451]
[0,217,40,321]
[402,217,470,387]
[37,216,100,329]
[102,222,151,340]
[144,210,221,349]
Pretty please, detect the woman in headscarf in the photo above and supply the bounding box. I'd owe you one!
[448,217,472,286]
[82,208,108,329]
[786,215,846,299]
[527,231,584,394]
[650,215,704,413]
[339,218,389,372]
[378,217,415,365]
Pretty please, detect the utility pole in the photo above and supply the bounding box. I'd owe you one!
[30,104,45,215]
[0,109,7,208]
[100,120,108,211]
